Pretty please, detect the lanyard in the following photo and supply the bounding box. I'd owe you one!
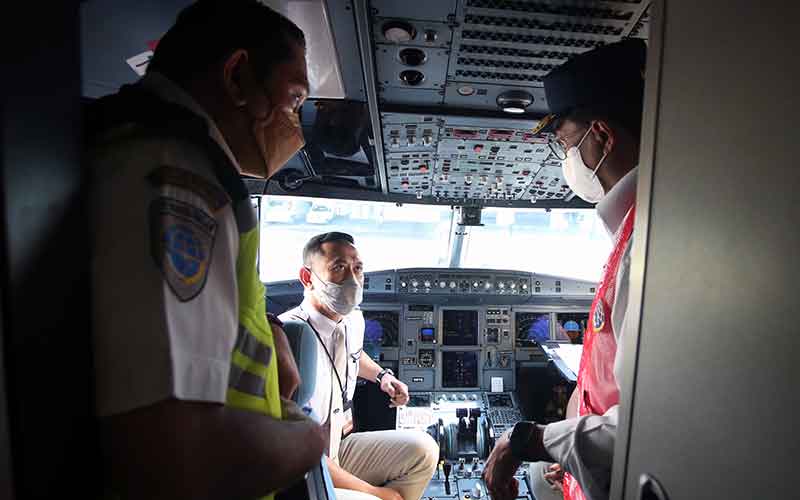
[300,306,351,407]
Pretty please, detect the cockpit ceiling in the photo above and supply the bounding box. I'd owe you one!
[367,0,651,206]
[372,0,650,112]
[78,0,649,208]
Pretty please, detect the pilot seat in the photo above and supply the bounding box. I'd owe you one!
[277,319,336,500]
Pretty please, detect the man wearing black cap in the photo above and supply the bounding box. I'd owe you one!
[482,38,646,500]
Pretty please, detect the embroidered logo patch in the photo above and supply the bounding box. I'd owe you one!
[592,301,606,332]
[150,197,217,301]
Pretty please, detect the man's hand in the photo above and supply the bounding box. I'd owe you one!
[271,321,301,399]
[368,486,403,500]
[281,397,311,422]
[482,431,522,500]
[380,374,409,407]
[544,463,565,491]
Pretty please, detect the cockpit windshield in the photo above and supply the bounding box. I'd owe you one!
[460,207,611,281]
[259,195,452,282]
[258,195,611,283]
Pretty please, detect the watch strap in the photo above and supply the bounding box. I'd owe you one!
[510,421,537,461]
[376,368,394,383]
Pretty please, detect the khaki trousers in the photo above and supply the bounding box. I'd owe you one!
[334,430,439,500]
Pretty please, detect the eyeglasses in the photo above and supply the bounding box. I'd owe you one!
[547,127,590,161]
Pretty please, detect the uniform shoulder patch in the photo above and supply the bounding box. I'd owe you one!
[150,197,218,302]
[592,300,606,333]
[148,165,230,211]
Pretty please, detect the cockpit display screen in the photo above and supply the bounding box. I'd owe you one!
[363,311,399,361]
[442,310,479,346]
[442,351,479,388]
[487,393,513,408]
[515,312,551,346]
[419,327,436,343]
[555,312,589,344]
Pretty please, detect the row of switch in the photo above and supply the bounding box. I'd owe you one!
[389,134,434,147]
[437,393,480,403]
[400,279,528,291]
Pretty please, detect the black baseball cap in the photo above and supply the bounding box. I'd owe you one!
[533,38,647,134]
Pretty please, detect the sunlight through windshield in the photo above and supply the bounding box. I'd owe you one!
[259,196,452,283]
[258,196,612,283]
[461,207,612,282]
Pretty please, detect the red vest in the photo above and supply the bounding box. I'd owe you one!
[563,206,636,500]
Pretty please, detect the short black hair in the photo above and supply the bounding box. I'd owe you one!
[148,0,305,87]
[303,232,355,267]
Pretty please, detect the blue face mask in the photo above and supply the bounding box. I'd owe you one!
[307,268,364,316]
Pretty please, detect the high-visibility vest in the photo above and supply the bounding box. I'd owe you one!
[563,206,636,500]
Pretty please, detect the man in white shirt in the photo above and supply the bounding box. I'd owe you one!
[280,232,439,500]
[483,38,646,500]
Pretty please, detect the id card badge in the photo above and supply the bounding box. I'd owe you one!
[342,391,353,412]
[342,393,354,436]
[343,407,353,427]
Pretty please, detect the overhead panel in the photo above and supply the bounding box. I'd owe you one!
[363,0,652,206]
[382,113,571,203]
[383,113,440,198]
[445,0,648,112]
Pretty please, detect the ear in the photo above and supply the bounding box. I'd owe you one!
[592,120,616,157]
[299,266,314,290]
[222,49,250,107]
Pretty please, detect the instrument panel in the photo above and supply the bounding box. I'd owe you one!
[380,302,588,394]
[268,268,594,395]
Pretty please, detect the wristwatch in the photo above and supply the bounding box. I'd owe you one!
[376,368,394,384]
[509,421,538,461]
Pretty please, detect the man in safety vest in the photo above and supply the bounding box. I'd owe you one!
[483,38,646,500]
[87,1,325,498]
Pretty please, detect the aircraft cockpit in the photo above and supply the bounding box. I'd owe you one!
[78,0,652,498]
[15,0,799,499]
[264,213,599,499]
[237,1,651,496]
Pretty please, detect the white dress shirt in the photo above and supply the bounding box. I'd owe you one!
[542,168,638,500]
[279,298,365,423]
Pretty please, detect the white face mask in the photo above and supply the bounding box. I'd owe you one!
[562,127,609,203]
[308,269,363,316]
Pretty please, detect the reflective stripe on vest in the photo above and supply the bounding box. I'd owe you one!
[563,206,636,500]
[226,198,281,419]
